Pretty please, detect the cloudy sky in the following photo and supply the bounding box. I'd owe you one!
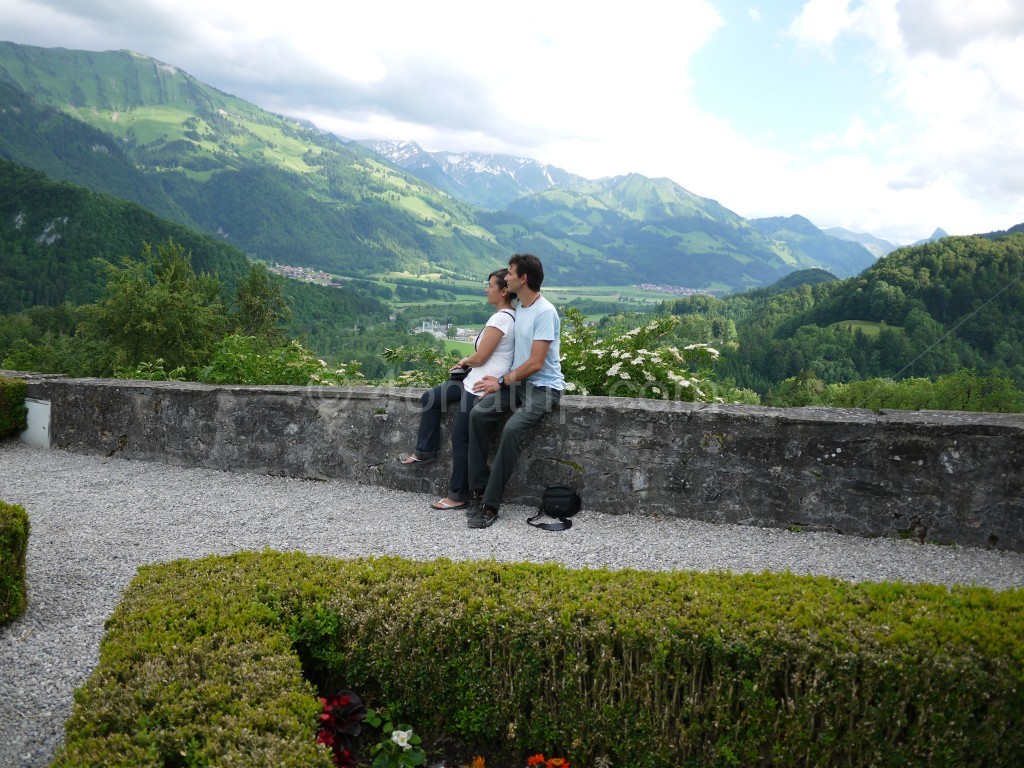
[3,0,1023,243]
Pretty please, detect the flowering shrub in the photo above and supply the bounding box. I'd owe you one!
[316,689,367,767]
[365,707,427,768]
[559,307,720,400]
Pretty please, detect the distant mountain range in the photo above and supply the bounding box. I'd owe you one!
[822,227,898,258]
[750,215,886,276]
[0,41,895,293]
[358,140,585,211]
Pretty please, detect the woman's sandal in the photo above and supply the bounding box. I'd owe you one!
[431,498,469,510]
[401,455,436,465]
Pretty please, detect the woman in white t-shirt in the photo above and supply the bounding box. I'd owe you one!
[401,269,516,510]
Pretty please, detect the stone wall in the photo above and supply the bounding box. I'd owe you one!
[8,372,1024,551]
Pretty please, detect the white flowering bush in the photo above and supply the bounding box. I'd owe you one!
[560,307,721,401]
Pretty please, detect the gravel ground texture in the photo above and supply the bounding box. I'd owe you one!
[2,441,1023,767]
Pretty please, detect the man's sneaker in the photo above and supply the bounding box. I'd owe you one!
[468,505,498,528]
[465,492,484,517]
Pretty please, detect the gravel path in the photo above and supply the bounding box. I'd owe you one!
[2,441,1023,767]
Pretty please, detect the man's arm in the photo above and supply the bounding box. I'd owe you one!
[473,339,551,394]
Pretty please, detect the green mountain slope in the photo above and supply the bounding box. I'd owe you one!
[0,79,189,222]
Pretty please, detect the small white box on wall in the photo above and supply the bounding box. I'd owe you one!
[20,398,51,448]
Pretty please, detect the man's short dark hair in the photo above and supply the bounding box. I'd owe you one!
[509,253,544,291]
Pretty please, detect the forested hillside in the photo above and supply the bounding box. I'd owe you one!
[668,233,1024,393]
[0,160,395,367]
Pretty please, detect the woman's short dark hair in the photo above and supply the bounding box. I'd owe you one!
[508,253,544,291]
[489,268,517,302]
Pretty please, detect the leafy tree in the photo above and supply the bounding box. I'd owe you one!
[767,369,828,407]
[230,263,292,342]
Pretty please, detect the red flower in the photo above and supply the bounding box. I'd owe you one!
[316,728,336,748]
[547,759,570,768]
[527,755,547,766]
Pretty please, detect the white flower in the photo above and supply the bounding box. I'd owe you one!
[606,362,622,377]
[619,372,631,380]
[632,356,644,365]
[392,730,413,751]
[565,382,577,392]
[610,350,622,359]
[652,386,662,394]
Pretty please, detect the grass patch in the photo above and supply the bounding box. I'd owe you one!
[828,319,903,338]
[441,339,475,354]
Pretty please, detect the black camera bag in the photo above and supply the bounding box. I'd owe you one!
[527,485,582,531]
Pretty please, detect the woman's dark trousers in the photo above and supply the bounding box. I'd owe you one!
[413,380,465,460]
[413,380,479,502]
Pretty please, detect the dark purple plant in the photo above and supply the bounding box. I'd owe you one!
[316,689,367,767]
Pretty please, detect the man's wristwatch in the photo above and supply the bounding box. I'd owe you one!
[497,375,508,388]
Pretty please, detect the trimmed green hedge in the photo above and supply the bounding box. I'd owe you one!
[0,500,30,623]
[54,553,1023,767]
[0,375,29,438]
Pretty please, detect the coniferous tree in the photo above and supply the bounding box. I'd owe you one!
[83,238,227,372]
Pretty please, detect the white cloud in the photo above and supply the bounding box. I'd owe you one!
[787,0,854,50]
[896,0,1024,56]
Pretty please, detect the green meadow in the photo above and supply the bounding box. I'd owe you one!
[827,320,902,338]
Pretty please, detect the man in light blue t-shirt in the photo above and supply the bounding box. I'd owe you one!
[466,253,565,528]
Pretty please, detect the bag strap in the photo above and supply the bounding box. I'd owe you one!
[526,498,573,531]
[477,310,515,352]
